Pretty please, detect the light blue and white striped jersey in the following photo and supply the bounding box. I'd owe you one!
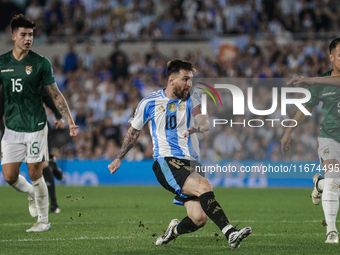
[129,88,202,161]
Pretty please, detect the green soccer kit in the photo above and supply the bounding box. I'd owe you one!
[0,50,55,132]
[305,70,340,143]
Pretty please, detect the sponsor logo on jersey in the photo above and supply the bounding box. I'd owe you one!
[26,66,32,75]
[324,148,330,155]
[1,69,14,72]
[179,101,186,111]
[168,103,176,113]
[322,92,336,96]
[51,67,54,77]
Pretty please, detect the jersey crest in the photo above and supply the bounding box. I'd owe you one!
[168,102,176,113]
[26,66,32,75]
[324,148,329,156]
[178,101,186,111]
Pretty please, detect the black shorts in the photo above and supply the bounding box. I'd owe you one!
[153,157,202,206]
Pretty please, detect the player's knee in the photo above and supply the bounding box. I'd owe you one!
[5,175,18,185]
[198,178,213,195]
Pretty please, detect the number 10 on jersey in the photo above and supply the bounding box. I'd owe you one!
[165,115,177,130]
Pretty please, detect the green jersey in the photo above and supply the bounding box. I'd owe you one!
[305,70,340,143]
[0,50,55,132]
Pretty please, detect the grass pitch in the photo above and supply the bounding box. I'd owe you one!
[0,186,338,254]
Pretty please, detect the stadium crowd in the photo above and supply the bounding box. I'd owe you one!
[0,0,335,162]
[0,0,340,41]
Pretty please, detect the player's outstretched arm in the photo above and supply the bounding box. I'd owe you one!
[108,126,141,174]
[287,75,340,88]
[184,114,210,138]
[45,82,78,136]
[280,104,313,155]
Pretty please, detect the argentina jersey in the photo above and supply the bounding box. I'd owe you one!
[129,88,202,161]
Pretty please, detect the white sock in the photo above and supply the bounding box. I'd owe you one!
[322,175,339,234]
[31,177,49,223]
[318,179,324,191]
[11,175,34,197]
[222,224,233,235]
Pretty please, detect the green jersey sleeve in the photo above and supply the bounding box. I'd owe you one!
[304,85,321,108]
[41,57,55,86]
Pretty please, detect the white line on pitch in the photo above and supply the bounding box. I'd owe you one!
[0,233,326,243]
[1,219,337,227]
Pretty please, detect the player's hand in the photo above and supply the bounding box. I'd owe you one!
[280,133,292,155]
[286,77,314,88]
[69,124,79,136]
[54,119,65,129]
[184,126,200,138]
[108,158,121,174]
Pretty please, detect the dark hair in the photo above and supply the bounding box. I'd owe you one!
[10,14,36,33]
[329,37,340,54]
[166,59,196,77]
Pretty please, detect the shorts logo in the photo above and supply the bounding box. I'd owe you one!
[169,158,184,169]
[324,148,330,155]
[179,101,186,111]
[183,166,191,171]
[26,66,32,75]
[168,103,176,113]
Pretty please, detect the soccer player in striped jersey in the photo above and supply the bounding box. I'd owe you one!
[0,14,78,232]
[108,59,252,249]
[281,38,340,244]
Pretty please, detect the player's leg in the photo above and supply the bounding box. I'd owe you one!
[311,173,324,205]
[42,161,60,213]
[2,162,38,217]
[25,124,51,232]
[316,138,340,243]
[49,155,63,180]
[322,159,339,243]
[155,199,207,245]
[1,133,37,217]
[181,171,252,248]
[26,162,50,232]
[311,175,340,202]
[176,199,207,235]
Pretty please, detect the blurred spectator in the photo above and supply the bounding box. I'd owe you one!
[109,41,129,80]
[63,44,78,73]
[213,127,242,159]
[32,26,47,45]
[101,117,121,146]
[25,0,43,20]
[0,0,21,31]
[124,11,142,38]
[160,12,175,37]
[80,43,95,70]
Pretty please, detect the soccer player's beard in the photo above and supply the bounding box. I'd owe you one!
[173,83,189,100]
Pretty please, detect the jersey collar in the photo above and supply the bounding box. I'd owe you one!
[10,50,31,63]
[161,88,166,98]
